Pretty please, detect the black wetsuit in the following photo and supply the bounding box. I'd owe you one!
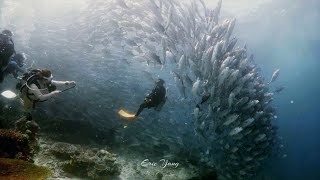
[0,33,15,83]
[135,83,166,117]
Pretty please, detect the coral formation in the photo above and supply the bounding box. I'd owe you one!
[0,129,32,161]
[0,158,51,180]
[15,116,40,142]
[50,142,121,179]
[50,142,80,160]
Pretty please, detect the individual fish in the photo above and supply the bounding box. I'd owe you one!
[242,118,255,128]
[213,40,224,60]
[220,56,232,71]
[238,73,255,87]
[226,38,237,52]
[254,111,264,119]
[171,70,186,96]
[264,93,274,98]
[177,54,186,70]
[223,18,236,51]
[244,157,253,162]
[189,60,200,77]
[145,52,162,65]
[164,5,173,30]
[166,50,176,64]
[160,38,167,64]
[192,78,201,97]
[235,97,249,108]
[255,134,267,142]
[231,147,239,153]
[213,0,222,23]
[210,85,216,99]
[243,129,253,135]
[242,100,259,110]
[218,67,230,86]
[269,69,280,84]
[274,86,285,93]
[183,74,193,88]
[257,155,267,161]
[239,170,246,176]
[193,107,200,119]
[229,127,243,136]
[202,46,214,63]
[223,114,239,126]
[228,92,235,108]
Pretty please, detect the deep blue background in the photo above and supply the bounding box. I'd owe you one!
[234,0,320,179]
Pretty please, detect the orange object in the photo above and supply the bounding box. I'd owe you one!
[118,109,135,118]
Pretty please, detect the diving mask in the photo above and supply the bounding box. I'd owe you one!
[43,74,53,81]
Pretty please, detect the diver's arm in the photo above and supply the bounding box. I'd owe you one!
[12,62,26,74]
[29,84,60,101]
[51,80,76,90]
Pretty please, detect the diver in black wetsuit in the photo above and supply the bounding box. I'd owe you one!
[135,78,167,117]
[0,29,16,83]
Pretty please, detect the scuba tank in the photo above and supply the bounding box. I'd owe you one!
[17,69,56,99]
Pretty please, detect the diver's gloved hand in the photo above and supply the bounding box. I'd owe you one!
[65,81,76,86]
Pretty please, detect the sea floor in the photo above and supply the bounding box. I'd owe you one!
[34,136,198,180]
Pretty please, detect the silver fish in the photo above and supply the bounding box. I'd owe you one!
[218,67,230,86]
[173,74,186,98]
[269,69,280,84]
[242,118,255,128]
[177,54,186,70]
[228,92,235,108]
[255,133,267,142]
[183,74,193,88]
[192,78,201,97]
[223,114,239,126]
[229,127,243,136]
[274,86,285,93]
[231,147,238,153]
[165,5,173,30]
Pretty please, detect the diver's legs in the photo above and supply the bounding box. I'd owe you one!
[155,98,166,111]
[21,97,33,121]
[135,103,147,117]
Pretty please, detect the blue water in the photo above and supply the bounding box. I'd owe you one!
[234,0,320,179]
[0,0,319,179]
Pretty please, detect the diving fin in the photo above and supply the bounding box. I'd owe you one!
[118,109,136,118]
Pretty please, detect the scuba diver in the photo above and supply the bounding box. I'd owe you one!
[19,68,76,120]
[3,53,27,79]
[135,78,167,117]
[0,29,16,83]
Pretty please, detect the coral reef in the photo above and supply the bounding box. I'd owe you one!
[49,142,121,179]
[0,129,32,161]
[0,158,51,180]
[50,142,79,160]
[15,116,40,142]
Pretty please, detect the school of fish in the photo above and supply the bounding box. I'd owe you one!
[81,0,284,179]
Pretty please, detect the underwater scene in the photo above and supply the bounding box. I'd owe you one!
[0,0,319,179]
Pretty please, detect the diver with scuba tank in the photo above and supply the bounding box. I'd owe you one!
[18,68,76,120]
